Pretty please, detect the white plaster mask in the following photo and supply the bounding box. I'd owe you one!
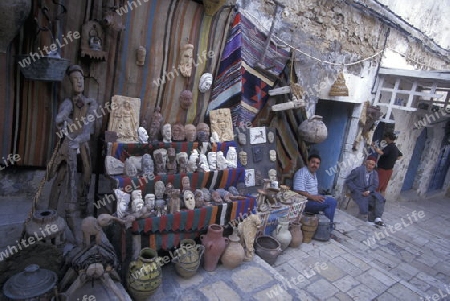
[138,126,149,143]
[184,190,196,210]
[199,73,213,93]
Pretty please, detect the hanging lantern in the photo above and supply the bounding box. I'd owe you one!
[298,115,328,144]
[329,71,349,96]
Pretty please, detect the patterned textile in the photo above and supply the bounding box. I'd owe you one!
[109,141,200,161]
[209,12,290,126]
[129,198,257,250]
[111,167,246,194]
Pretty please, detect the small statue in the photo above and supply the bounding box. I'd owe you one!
[131,190,145,215]
[153,148,167,175]
[154,180,165,199]
[138,126,149,143]
[142,153,154,177]
[165,182,174,197]
[237,131,247,145]
[148,106,164,142]
[176,152,189,173]
[194,190,205,208]
[144,193,156,211]
[124,158,138,177]
[216,151,228,170]
[208,152,217,170]
[161,123,172,143]
[166,148,177,175]
[199,73,213,93]
[184,124,197,142]
[105,156,124,175]
[211,190,223,204]
[196,122,210,142]
[188,149,199,173]
[238,213,262,261]
[114,189,130,218]
[226,146,238,168]
[172,123,186,141]
[268,169,278,181]
[181,176,191,192]
[183,190,196,210]
[201,188,212,203]
[169,189,181,214]
[136,45,146,66]
[239,151,248,166]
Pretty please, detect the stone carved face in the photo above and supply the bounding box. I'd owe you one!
[195,190,205,207]
[181,176,191,190]
[155,181,165,199]
[267,131,274,143]
[269,150,276,161]
[179,90,193,111]
[196,123,210,142]
[131,190,144,212]
[184,124,197,142]
[172,123,186,141]
[145,193,156,209]
[239,151,247,166]
[268,169,277,181]
[138,127,149,143]
[199,73,213,93]
[184,190,195,210]
[179,44,194,77]
[162,123,171,142]
[238,132,246,145]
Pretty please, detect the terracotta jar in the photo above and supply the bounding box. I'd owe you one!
[272,219,292,251]
[289,222,303,248]
[298,115,328,144]
[220,231,245,269]
[126,247,162,301]
[200,224,229,271]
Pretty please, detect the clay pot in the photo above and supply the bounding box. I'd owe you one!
[300,212,319,243]
[126,247,162,301]
[0,0,32,53]
[298,115,328,144]
[172,239,205,278]
[254,235,282,266]
[200,224,229,271]
[289,222,303,248]
[220,232,245,269]
[272,220,292,251]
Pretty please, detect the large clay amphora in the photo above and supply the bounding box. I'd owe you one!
[300,212,319,243]
[172,239,205,278]
[127,247,162,301]
[200,224,229,271]
[289,222,303,248]
[220,232,245,269]
[272,220,292,251]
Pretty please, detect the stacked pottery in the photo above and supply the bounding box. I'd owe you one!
[289,221,303,248]
[272,219,292,251]
[126,247,162,301]
[300,212,319,243]
[220,230,245,269]
[172,239,205,278]
[200,224,229,271]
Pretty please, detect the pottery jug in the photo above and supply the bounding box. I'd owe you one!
[298,115,328,144]
[300,212,319,243]
[0,0,32,53]
[254,235,282,266]
[172,239,205,278]
[220,231,245,269]
[126,247,162,301]
[200,224,229,271]
[289,221,303,248]
[272,220,292,251]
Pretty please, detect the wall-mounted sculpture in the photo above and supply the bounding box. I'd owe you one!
[269,150,277,162]
[136,45,146,66]
[108,95,140,143]
[199,73,213,93]
[209,108,234,142]
[239,151,248,166]
[81,20,107,60]
[179,90,193,111]
[179,44,194,77]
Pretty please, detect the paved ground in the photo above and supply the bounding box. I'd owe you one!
[1,185,449,300]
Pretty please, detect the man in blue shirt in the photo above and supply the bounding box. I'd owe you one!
[293,154,337,224]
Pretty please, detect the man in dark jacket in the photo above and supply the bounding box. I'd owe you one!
[345,156,386,226]
[371,132,403,196]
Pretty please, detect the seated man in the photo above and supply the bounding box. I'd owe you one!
[293,154,337,224]
[345,156,386,226]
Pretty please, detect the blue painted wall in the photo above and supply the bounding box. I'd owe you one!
[402,128,427,191]
[310,100,353,193]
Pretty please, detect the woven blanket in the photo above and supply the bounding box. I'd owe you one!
[112,167,246,194]
[209,12,290,126]
[109,141,200,161]
[130,198,257,250]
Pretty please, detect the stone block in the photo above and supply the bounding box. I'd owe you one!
[199,280,241,301]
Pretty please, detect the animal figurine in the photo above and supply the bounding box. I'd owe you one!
[237,213,262,261]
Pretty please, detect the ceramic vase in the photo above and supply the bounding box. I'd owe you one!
[172,239,205,278]
[127,247,162,300]
[200,224,229,271]
[298,115,328,144]
[220,231,245,269]
[289,222,303,248]
[272,219,292,251]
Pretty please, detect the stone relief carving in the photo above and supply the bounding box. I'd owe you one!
[216,151,228,170]
[108,95,140,143]
[249,127,267,144]
[179,44,194,77]
[105,156,124,175]
[252,147,263,163]
[226,146,238,168]
[209,108,234,142]
[199,73,213,93]
[239,151,248,166]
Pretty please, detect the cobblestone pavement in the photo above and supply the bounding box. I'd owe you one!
[152,193,450,301]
